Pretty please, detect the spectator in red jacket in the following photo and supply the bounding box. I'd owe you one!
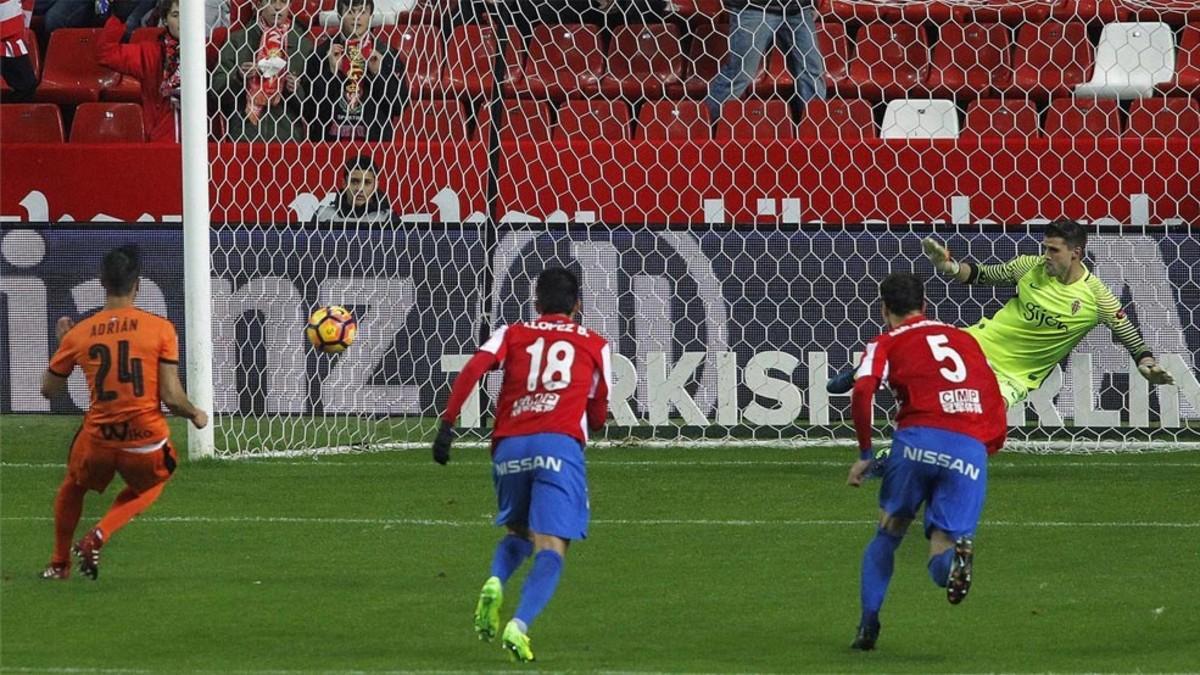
[96,0,182,143]
[1,0,36,101]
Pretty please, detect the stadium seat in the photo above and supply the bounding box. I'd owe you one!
[1074,22,1176,99]
[513,24,606,100]
[634,99,711,140]
[880,98,960,139]
[683,17,726,98]
[0,30,40,95]
[924,23,1012,98]
[845,23,929,100]
[1171,24,1200,93]
[555,100,631,140]
[443,23,523,98]
[231,0,324,27]
[1044,97,1122,136]
[208,26,228,69]
[796,98,877,141]
[1126,1,1200,24]
[961,99,1040,138]
[0,103,65,142]
[35,29,121,104]
[393,100,467,142]
[69,102,145,142]
[605,24,685,99]
[951,0,1054,23]
[714,99,795,140]
[1011,21,1093,98]
[473,100,553,142]
[388,25,445,97]
[1126,97,1200,137]
[1052,0,1131,23]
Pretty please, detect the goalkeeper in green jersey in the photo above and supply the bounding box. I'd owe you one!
[828,220,1175,407]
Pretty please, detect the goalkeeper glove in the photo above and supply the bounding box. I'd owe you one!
[1137,359,1175,386]
[432,420,454,465]
[921,237,961,276]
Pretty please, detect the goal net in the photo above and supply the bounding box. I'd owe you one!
[201,0,1200,457]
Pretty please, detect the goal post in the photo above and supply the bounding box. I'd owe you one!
[193,0,1199,458]
[181,0,214,459]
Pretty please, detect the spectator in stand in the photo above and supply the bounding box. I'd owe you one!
[211,0,312,142]
[206,0,230,35]
[313,155,395,224]
[95,0,180,143]
[304,0,405,142]
[466,0,679,29]
[0,0,36,101]
[704,0,825,122]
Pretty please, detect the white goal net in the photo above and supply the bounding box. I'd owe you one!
[199,0,1200,456]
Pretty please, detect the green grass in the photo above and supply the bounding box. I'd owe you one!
[2,414,1199,673]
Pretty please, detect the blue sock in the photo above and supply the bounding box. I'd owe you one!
[513,550,564,630]
[928,548,955,587]
[489,534,533,583]
[860,528,903,625]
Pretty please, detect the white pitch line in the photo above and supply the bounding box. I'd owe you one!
[4,459,1199,470]
[0,514,1196,529]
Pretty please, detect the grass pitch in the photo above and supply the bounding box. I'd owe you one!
[2,414,1198,673]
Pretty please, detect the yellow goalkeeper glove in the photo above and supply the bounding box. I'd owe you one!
[922,237,961,276]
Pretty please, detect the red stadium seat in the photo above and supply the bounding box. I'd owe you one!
[961,99,1040,138]
[555,100,631,140]
[797,98,877,140]
[1011,21,1093,98]
[513,24,606,100]
[393,100,467,142]
[443,23,523,98]
[1126,97,1200,137]
[605,24,685,99]
[0,103,65,142]
[207,26,228,69]
[1044,97,1121,137]
[1169,24,1200,93]
[952,0,1056,23]
[69,102,146,142]
[714,99,794,140]
[1,30,40,95]
[683,16,727,98]
[924,23,1012,98]
[230,0,325,27]
[388,25,445,97]
[634,99,711,140]
[845,23,929,100]
[35,29,121,104]
[1052,0,1130,22]
[474,100,553,142]
[1125,1,1200,24]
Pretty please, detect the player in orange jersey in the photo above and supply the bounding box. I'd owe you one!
[39,245,207,580]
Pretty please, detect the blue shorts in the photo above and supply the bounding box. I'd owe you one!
[492,433,589,541]
[879,426,988,540]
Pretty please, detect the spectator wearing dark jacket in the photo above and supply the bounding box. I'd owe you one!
[313,155,395,224]
[96,0,181,142]
[304,0,406,142]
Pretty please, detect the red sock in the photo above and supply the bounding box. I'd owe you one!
[52,477,87,565]
[96,481,165,540]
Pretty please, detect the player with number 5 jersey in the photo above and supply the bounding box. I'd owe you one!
[433,267,612,663]
[39,245,208,582]
[846,272,1006,652]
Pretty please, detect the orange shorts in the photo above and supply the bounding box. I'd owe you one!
[67,430,178,494]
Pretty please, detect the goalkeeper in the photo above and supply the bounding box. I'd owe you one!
[829,219,1174,407]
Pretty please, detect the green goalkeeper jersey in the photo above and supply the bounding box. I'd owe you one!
[964,255,1151,390]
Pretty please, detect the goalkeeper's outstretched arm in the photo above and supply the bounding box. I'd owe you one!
[921,238,1040,286]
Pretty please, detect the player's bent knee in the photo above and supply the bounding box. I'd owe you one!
[530,532,569,556]
[878,513,911,537]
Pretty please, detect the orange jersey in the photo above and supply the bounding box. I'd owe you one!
[48,307,179,449]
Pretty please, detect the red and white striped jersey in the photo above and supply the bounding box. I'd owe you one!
[0,0,32,58]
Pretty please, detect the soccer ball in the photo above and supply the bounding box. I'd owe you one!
[306,306,357,354]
